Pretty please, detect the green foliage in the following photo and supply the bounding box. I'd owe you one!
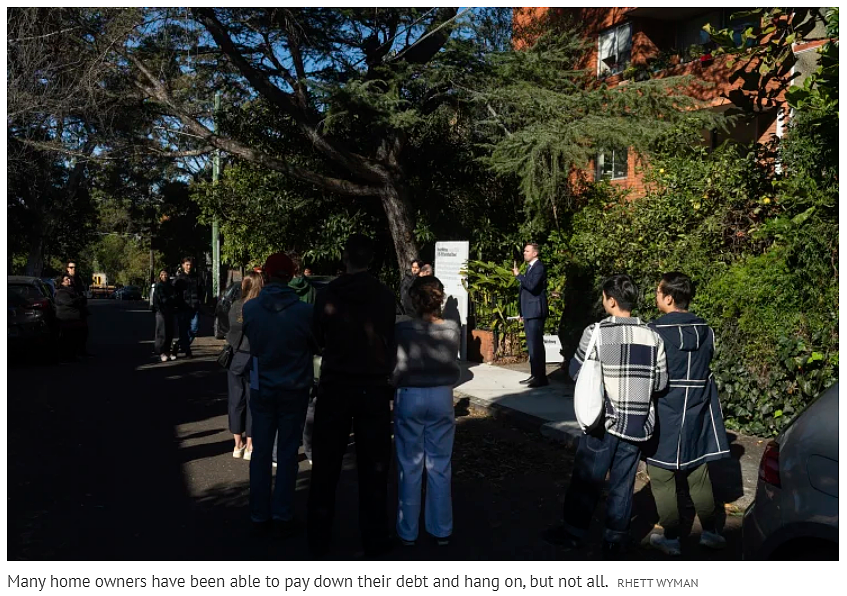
[479,23,726,215]
[463,260,523,357]
[192,163,385,273]
[786,8,839,112]
[546,117,838,435]
[706,8,834,112]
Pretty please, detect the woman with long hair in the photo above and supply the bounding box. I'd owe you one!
[228,271,264,459]
[152,269,176,362]
[392,276,461,546]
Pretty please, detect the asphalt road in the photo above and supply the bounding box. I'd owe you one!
[8,299,742,561]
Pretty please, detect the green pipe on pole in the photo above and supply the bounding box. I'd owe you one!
[212,91,221,299]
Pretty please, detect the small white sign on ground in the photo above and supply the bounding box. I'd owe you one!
[544,334,563,363]
[434,241,469,360]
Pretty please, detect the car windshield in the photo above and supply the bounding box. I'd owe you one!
[9,283,45,302]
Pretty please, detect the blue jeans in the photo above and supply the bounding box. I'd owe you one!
[562,428,641,544]
[177,308,200,353]
[394,386,455,541]
[249,386,309,523]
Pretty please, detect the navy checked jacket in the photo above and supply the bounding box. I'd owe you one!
[570,316,668,441]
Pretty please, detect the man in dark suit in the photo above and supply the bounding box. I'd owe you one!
[513,243,549,388]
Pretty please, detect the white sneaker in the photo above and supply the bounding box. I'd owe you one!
[650,533,681,556]
[168,353,177,361]
[243,449,252,461]
[160,354,168,362]
[699,531,726,550]
[233,445,246,459]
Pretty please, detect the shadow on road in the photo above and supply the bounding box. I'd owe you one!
[8,300,743,561]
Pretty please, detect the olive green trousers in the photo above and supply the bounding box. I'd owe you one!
[647,463,717,540]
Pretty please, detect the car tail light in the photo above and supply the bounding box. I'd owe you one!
[759,441,781,487]
[31,298,51,310]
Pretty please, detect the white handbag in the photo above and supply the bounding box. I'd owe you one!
[574,323,605,433]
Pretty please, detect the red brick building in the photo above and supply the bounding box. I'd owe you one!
[514,7,828,197]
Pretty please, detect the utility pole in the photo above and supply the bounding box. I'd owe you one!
[212,91,222,299]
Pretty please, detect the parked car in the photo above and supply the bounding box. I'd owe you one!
[40,277,56,298]
[115,285,142,301]
[8,276,59,360]
[742,382,839,560]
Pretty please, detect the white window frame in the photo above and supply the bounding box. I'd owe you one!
[597,22,632,77]
[596,149,629,181]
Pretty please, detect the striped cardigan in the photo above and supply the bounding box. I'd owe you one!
[570,316,668,441]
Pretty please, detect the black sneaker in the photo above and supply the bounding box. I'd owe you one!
[601,540,628,560]
[272,518,299,540]
[363,537,394,559]
[434,535,452,547]
[184,350,193,359]
[542,525,580,550]
[252,520,272,536]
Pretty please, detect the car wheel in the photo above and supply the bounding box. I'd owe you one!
[771,539,838,561]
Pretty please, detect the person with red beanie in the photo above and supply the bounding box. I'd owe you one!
[242,252,316,539]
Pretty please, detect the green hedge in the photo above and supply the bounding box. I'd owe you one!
[555,120,837,436]
[468,110,837,436]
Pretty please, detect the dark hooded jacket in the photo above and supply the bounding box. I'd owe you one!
[313,271,396,386]
[243,283,315,392]
[644,311,730,470]
[288,275,316,304]
[152,280,176,315]
[173,269,204,311]
[399,272,417,315]
[54,285,87,323]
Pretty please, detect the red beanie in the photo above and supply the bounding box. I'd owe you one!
[263,252,295,278]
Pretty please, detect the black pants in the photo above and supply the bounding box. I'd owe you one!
[153,311,174,355]
[302,384,318,462]
[58,323,85,361]
[525,317,548,380]
[227,362,252,436]
[307,382,392,556]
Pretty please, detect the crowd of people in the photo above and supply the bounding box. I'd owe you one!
[214,235,729,560]
[113,231,727,560]
[217,235,457,557]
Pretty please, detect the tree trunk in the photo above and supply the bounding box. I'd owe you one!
[24,233,44,277]
[379,179,419,276]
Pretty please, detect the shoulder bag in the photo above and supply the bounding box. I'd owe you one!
[217,326,244,370]
[574,323,605,433]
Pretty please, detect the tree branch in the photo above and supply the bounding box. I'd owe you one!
[393,7,459,65]
[274,9,311,109]
[192,8,384,182]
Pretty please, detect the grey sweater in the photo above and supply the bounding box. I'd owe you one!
[393,319,461,388]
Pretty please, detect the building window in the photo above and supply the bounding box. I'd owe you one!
[596,149,628,180]
[598,23,632,76]
[677,11,721,52]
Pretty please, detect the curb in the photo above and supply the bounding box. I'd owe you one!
[454,387,583,451]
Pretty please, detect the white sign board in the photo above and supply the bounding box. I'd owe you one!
[543,334,563,363]
[434,241,469,360]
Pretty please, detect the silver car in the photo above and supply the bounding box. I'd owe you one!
[742,382,839,560]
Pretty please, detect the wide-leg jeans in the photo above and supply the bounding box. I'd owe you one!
[394,385,455,541]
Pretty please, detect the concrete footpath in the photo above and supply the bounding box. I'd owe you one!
[454,361,766,510]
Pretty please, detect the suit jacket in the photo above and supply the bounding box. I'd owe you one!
[517,259,548,320]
